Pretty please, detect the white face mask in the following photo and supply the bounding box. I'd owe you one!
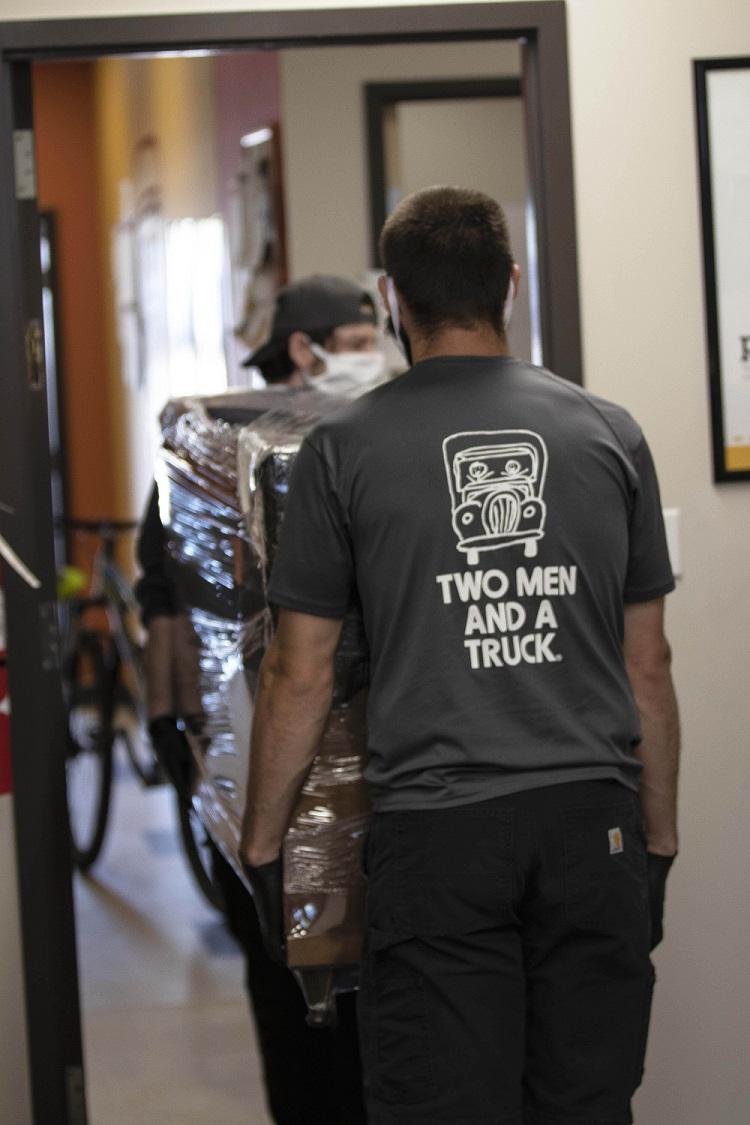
[385,276,402,340]
[385,276,410,362]
[503,274,515,330]
[304,343,387,395]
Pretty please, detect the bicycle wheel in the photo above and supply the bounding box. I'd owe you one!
[175,793,225,912]
[65,632,114,870]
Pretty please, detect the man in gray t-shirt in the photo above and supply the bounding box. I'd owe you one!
[240,187,680,1125]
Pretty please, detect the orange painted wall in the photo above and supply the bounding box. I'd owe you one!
[32,62,115,531]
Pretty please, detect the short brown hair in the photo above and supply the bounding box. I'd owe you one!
[379,186,514,337]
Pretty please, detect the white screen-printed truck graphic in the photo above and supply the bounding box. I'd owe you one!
[443,429,548,564]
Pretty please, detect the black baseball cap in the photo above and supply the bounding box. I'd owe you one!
[242,274,376,368]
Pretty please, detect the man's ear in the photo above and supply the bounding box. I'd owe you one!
[511,262,521,298]
[287,331,313,373]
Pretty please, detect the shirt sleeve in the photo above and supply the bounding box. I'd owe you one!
[266,437,354,618]
[623,436,676,603]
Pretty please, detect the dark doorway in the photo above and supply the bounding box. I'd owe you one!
[365,77,539,362]
[0,6,579,1122]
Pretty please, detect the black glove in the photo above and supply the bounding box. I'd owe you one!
[148,716,195,800]
[647,852,675,950]
[242,856,286,965]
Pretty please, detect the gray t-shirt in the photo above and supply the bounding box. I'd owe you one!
[267,356,675,811]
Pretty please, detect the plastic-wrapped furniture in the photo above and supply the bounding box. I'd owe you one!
[158,388,369,1022]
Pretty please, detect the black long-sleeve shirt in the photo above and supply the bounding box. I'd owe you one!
[134,483,176,624]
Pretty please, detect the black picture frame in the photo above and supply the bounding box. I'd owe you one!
[694,56,750,483]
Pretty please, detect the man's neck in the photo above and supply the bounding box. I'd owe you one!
[410,324,511,364]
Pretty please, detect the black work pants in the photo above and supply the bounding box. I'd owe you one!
[211,852,366,1125]
[359,780,654,1125]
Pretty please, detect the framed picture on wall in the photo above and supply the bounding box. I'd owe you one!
[227,124,288,356]
[694,57,750,482]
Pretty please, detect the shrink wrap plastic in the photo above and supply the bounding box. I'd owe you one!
[158,389,369,973]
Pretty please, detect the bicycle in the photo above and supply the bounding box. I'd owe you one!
[59,519,223,910]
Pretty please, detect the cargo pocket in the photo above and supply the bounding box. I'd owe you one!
[367,928,436,1107]
[562,800,648,933]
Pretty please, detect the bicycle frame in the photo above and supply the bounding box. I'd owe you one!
[90,534,147,724]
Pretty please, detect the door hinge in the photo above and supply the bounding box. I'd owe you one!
[13,129,37,200]
[25,318,45,391]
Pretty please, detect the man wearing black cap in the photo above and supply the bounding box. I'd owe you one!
[136,273,379,1124]
[243,274,384,394]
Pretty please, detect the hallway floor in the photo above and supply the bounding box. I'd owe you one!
[74,753,273,1124]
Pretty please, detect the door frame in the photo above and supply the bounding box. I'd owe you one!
[365,76,524,265]
[0,5,579,1122]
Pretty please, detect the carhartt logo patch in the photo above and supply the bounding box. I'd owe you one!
[608,827,624,855]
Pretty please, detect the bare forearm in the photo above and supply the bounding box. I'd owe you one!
[630,664,680,856]
[240,653,333,866]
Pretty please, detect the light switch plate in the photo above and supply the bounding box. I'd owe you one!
[662,508,681,579]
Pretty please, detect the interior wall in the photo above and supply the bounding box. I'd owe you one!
[0,2,747,1123]
[33,50,281,545]
[395,96,526,200]
[33,62,114,536]
[0,799,33,1125]
[278,40,521,280]
[94,55,221,521]
[214,50,280,219]
[213,50,281,377]
[563,11,750,1118]
[393,95,532,358]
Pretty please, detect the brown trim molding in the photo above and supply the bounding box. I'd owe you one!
[0,6,579,1121]
[1,4,553,55]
